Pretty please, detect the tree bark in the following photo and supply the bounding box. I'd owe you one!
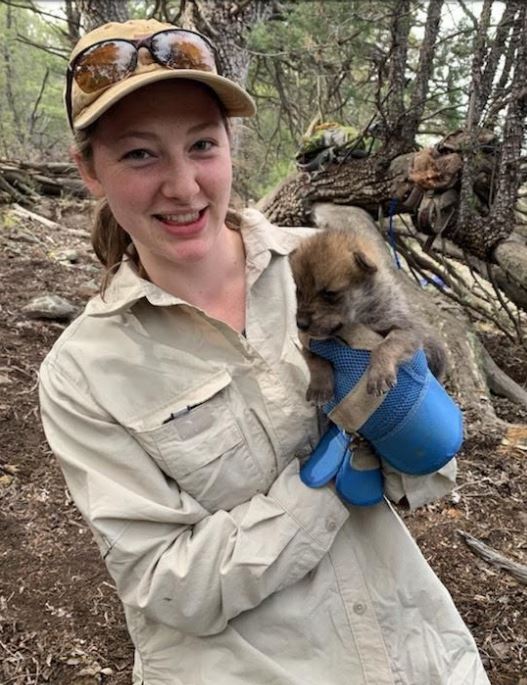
[179,0,275,87]
[3,4,24,148]
[491,4,527,220]
[399,0,444,147]
[76,0,129,32]
[381,0,413,156]
[65,0,82,47]
[258,155,396,226]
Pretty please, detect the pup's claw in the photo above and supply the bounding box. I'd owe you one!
[306,382,334,406]
[366,368,397,396]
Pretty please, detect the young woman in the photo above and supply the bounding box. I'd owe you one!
[39,18,490,685]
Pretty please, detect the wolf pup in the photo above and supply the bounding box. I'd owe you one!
[289,228,446,405]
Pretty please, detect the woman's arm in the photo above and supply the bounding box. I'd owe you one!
[39,359,349,636]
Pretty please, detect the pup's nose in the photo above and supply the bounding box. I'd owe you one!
[296,317,310,331]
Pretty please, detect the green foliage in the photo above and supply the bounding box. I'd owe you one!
[241,0,387,198]
[239,1,501,200]
[299,124,362,155]
[0,2,69,160]
[0,0,515,203]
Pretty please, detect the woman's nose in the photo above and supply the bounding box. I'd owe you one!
[160,158,200,200]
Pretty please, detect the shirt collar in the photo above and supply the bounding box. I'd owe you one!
[85,208,302,318]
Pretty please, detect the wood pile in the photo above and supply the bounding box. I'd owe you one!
[0,159,86,205]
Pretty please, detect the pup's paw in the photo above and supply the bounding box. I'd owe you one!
[306,380,334,406]
[366,366,397,396]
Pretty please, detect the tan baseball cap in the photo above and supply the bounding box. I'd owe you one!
[67,19,256,130]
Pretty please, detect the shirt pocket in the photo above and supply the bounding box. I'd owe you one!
[131,371,267,513]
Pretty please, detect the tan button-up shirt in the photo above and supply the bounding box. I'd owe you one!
[39,209,489,685]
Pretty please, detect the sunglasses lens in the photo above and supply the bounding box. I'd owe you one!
[151,31,216,72]
[74,41,136,93]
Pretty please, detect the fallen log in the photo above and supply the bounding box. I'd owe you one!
[258,145,527,314]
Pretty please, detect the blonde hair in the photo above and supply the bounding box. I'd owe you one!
[74,85,236,296]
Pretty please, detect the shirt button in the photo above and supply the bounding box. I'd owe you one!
[326,518,338,532]
[353,602,367,615]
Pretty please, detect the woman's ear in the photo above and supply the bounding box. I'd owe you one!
[70,145,105,198]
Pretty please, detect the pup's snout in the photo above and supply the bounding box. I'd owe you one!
[296,316,310,331]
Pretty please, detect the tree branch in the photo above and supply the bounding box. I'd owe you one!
[28,67,49,137]
[458,530,527,585]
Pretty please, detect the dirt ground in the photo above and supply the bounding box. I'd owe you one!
[0,197,526,685]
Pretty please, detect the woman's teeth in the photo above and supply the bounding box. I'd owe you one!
[159,211,201,224]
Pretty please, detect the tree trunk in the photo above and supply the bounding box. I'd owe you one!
[399,0,443,146]
[76,0,129,32]
[258,155,395,226]
[179,0,273,87]
[65,0,82,47]
[381,0,413,156]
[3,5,24,148]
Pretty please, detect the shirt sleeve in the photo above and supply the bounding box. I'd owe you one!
[39,359,349,637]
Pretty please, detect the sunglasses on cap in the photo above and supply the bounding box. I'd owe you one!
[65,28,218,129]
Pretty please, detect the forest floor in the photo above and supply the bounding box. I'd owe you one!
[0,197,526,685]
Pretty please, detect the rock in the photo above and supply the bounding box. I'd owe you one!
[0,464,18,487]
[0,474,14,488]
[76,279,99,299]
[22,294,78,321]
[55,248,80,263]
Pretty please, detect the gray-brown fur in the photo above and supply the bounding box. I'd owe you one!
[289,228,446,404]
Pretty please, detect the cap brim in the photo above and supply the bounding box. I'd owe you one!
[74,69,256,130]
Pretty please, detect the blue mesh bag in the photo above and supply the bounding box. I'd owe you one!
[309,338,463,476]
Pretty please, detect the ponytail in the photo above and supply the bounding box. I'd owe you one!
[91,198,136,295]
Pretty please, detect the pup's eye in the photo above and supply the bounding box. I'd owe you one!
[320,289,340,304]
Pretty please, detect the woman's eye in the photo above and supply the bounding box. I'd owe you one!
[192,139,215,152]
[122,149,153,162]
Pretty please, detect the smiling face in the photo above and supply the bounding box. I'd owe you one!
[77,80,233,279]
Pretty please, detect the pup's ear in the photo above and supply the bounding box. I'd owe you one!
[354,250,378,274]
